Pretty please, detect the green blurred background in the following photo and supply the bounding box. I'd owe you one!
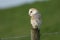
[0,0,60,40]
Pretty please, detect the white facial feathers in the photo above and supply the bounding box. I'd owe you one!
[29,8,39,16]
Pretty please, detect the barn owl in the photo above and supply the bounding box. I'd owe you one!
[29,8,42,29]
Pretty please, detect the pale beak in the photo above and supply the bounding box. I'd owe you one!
[29,13,31,16]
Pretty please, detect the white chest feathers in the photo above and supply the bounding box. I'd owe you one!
[31,14,42,29]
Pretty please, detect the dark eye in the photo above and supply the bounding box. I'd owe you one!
[30,11,32,13]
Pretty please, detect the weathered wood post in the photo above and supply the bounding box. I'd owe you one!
[31,27,40,40]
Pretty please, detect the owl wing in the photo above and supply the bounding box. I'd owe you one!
[37,13,42,25]
[36,13,41,20]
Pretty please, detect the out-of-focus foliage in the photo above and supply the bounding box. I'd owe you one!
[0,0,60,40]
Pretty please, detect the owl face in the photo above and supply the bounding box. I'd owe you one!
[29,8,38,16]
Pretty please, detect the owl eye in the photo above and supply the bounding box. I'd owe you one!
[30,11,32,13]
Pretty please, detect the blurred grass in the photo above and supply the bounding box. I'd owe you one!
[0,0,60,40]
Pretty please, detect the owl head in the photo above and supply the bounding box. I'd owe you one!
[29,8,38,16]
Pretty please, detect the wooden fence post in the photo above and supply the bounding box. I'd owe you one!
[31,27,40,40]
